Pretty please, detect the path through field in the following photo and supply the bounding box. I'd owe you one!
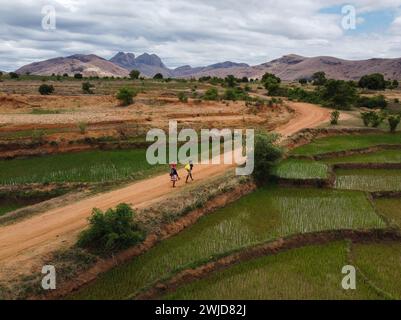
[0,101,331,280]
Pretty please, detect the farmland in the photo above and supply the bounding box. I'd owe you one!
[272,158,329,179]
[71,187,384,299]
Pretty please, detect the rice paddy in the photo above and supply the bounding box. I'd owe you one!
[291,133,401,156]
[0,149,166,185]
[374,198,401,228]
[324,150,401,165]
[71,187,384,300]
[335,169,401,192]
[273,158,329,179]
[164,242,380,300]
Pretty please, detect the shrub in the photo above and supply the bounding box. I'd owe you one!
[78,122,88,134]
[330,110,340,125]
[252,133,283,185]
[358,73,386,90]
[129,70,140,80]
[262,73,282,96]
[224,75,237,88]
[82,82,94,94]
[77,203,145,254]
[299,78,308,85]
[116,87,137,106]
[311,71,327,86]
[320,80,357,110]
[203,88,219,101]
[177,91,188,103]
[153,73,163,80]
[9,72,19,79]
[361,112,372,127]
[223,87,249,101]
[38,84,55,95]
[360,111,385,128]
[356,95,387,109]
[74,73,83,79]
[63,73,69,77]
[388,115,401,133]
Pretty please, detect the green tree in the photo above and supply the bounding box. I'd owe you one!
[82,82,94,94]
[203,88,219,101]
[225,75,237,87]
[252,133,283,185]
[116,87,137,106]
[330,110,340,125]
[358,73,386,90]
[129,70,140,80]
[311,71,327,86]
[9,72,19,79]
[388,115,401,133]
[153,73,164,80]
[298,78,308,85]
[320,80,357,110]
[38,84,55,95]
[77,203,145,254]
[74,73,83,79]
[177,91,188,103]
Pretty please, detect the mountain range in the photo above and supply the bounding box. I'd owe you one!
[15,52,401,81]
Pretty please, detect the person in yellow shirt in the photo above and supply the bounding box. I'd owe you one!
[185,160,194,183]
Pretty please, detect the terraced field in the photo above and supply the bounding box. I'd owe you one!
[164,242,380,300]
[272,158,329,179]
[324,150,401,164]
[71,187,384,299]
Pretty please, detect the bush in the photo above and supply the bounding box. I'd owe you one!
[320,80,357,110]
[74,73,83,79]
[77,203,145,254]
[330,110,340,125]
[224,75,237,88]
[311,71,327,86]
[153,73,163,80]
[252,133,283,185]
[116,87,137,106]
[203,88,219,101]
[223,87,249,101]
[358,73,386,90]
[9,72,19,79]
[38,84,55,95]
[82,82,94,94]
[388,115,401,133]
[360,111,385,127]
[287,87,322,104]
[177,91,188,103]
[129,70,140,80]
[361,112,372,127]
[299,78,308,85]
[356,95,387,109]
[78,122,88,134]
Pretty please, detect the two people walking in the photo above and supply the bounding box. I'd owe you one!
[170,160,194,188]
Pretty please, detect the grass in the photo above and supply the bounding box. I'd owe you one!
[164,242,380,300]
[352,242,401,299]
[374,198,401,228]
[0,149,167,185]
[291,133,401,156]
[324,150,401,165]
[71,187,384,300]
[273,158,329,179]
[30,108,61,115]
[335,169,401,192]
[0,203,25,216]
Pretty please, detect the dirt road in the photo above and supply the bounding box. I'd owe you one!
[0,101,331,279]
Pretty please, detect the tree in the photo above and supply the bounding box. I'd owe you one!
[225,75,237,88]
[320,80,357,110]
[252,133,283,185]
[129,70,140,80]
[0,71,3,78]
[262,73,281,96]
[74,73,83,79]
[311,71,327,86]
[38,84,55,95]
[388,115,401,133]
[358,73,386,90]
[153,73,163,80]
[298,78,308,85]
[203,88,219,101]
[262,73,281,84]
[63,73,69,77]
[9,72,19,79]
[77,203,145,254]
[356,95,387,109]
[116,87,137,106]
[82,82,94,94]
[330,110,340,125]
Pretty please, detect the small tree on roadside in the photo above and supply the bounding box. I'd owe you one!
[361,112,372,127]
[116,87,136,106]
[252,133,283,185]
[330,110,340,125]
[38,84,55,95]
[129,70,140,80]
[77,203,145,254]
[388,115,401,133]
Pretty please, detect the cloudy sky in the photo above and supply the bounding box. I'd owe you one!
[1,0,401,71]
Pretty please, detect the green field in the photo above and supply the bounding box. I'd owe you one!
[374,198,401,227]
[0,202,25,216]
[0,149,166,185]
[324,150,401,165]
[71,187,384,300]
[164,242,380,300]
[291,133,401,156]
[335,169,401,192]
[353,242,401,299]
[273,158,329,179]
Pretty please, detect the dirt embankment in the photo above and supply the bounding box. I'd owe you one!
[136,229,401,300]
